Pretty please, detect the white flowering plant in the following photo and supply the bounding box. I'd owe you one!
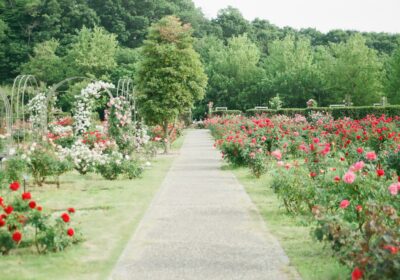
[58,140,107,175]
[27,93,47,130]
[73,81,115,134]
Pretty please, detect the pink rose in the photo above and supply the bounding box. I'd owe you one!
[350,161,365,172]
[343,171,356,184]
[271,150,282,160]
[339,199,350,209]
[365,151,377,161]
[388,182,400,195]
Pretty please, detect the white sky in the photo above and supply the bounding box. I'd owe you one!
[192,0,400,33]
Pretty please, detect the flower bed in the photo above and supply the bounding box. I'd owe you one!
[0,181,80,255]
[206,113,400,279]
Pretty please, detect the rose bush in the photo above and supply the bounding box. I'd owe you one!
[207,113,400,279]
[0,181,80,255]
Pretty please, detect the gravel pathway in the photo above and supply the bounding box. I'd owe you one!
[110,129,300,280]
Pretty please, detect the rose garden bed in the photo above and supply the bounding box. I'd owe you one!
[207,113,399,280]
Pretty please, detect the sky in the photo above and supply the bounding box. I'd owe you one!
[192,0,400,33]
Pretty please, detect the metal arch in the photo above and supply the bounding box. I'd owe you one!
[45,76,115,133]
[116,78,137,121]
[10,75,39,143]
[0,89,12,147]
[46,76,113,127]
[48,76,114,101]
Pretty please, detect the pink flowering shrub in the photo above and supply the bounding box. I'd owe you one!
[207,114,400,279]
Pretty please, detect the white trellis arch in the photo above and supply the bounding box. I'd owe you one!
[117,78,137,122]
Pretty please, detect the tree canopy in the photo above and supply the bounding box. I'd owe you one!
[1,1,399,115]
[136,16,207,150]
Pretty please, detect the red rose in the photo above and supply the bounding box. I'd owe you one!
[37,206,43,211]
[61,213,70,223]
[22,192,31,200]
[351,267,363,280]
[310,172,317,178]
[334,176,341,182]
[67,207,75,213]
[383,245,399,255]
[356,205,363,212]
[0,219,5,227]
[9,181,20,191]
[29,201,36,209]
[67,228,75,237]
[356,147,363,154]
[0,196,3,206]
[4,205,13,214]
[12,231,22,243]
[376,169,385,177]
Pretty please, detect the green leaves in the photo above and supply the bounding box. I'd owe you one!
[136,16,207,126]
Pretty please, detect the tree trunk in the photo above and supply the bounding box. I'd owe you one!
[162,121,170,154]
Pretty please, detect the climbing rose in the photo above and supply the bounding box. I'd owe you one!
[67,208,75,213]
[376,169,385,177]
[61,213,70,223]
[310,172,317,178]
[356,147,363,154]
[366,151,377,161]
[340,200,350,209]
[334,176,341,182]
[12,231,22,243]
[9,181,20,191]
[29,201,36,209]
[22,192,31,200]
[67,228,75,237]
[37,206,43,211]
[343,171,356,184]
[352,267,363,280]
[356,205,363,212]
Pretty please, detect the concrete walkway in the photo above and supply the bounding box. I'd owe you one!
[110,130,300,280]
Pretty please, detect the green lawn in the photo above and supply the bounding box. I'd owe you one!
[0,134,186,280]
[229,166,350,280]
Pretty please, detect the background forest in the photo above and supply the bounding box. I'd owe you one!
[1,0,400,117]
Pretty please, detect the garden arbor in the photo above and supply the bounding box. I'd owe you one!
[10,75,47,144]
[117,78,137,122]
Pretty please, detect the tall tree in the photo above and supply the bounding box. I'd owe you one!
[212,7,250,39]
[65,26,118,79]
[136,16,207,152]
[262,35,321,107]
[21,39,65,84]
[196,34,264,111]
[386,46,400,104]
[318,34,384,106]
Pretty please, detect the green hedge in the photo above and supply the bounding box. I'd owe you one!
[212,110,242,116]
[246,106,400,119]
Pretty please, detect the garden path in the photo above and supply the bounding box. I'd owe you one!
[110,129,300,280]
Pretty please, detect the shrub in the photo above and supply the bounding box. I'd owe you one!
[0,182,81,255]
[122,158,143,179]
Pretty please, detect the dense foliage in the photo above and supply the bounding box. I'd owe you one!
[1,2,399,116]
